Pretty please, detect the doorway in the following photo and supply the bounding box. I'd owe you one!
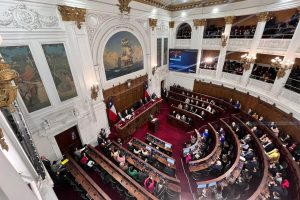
[54,126,82,155]
[161,80,165,97]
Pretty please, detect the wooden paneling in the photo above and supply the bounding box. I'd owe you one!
[193,80,300,142]
[225,51,247,60]
[206,18,224,27]
[103,75,148,112]
[270,8,298,23]
[201,50,220,61]
[256,53,283,65]
[234,15,257,26]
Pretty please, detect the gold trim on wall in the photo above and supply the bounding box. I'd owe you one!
[193,19,206,29]
[224,16,235,24]
[57,5,86,29]
[117,0,132,14]
[169,21,175,28]
[257,12,269,22]
[149,18,158,31]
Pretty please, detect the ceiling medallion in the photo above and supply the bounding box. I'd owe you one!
[57,5,86,29]
[117,0,132,14]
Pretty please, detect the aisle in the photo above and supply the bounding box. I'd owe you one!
[130,101,195,200]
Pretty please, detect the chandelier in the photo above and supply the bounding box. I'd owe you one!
[240,53,256,71]
[271,57,294,78]
[0,53,18,111]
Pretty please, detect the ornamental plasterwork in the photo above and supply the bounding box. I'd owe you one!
[85,12,112,44]
[156,21,169,36]
[0,2,58,30]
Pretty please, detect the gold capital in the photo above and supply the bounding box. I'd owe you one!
[149,18,158,31]
[117,0,132,14]
[58,5,86,29]
[169,21,175,28]
[193,19,206,29]
[257,12,269,22]
[224,16,235,24]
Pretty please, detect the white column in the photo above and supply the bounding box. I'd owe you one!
[0,149,38,200]
[241,13,268,86]
[216,17,234,79]
[169,21,176,49]
[270,21,300,96]
[149,20,158,95]
[192,19,205,75]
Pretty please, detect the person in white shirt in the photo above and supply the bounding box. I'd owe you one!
[176,113,181,119]
[178,103,183,109]
[185,98,190,104]
[206,105,212,112]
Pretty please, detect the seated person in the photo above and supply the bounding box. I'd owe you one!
[211,160,223,173]
[154,179,167,198]
[151,92,158,99]
[117,152,126,165]
[202,129,210,140]
[128,166,138,179]
[137,169,148,183]
[123,109,132,120]
[185,153,192,164]
[248,108,253,115]
[181,114,186,122]
[130,107,135,116]
[128,142,134,152]
[141,147,150,161]
[120,161,128,171]
[144,176,155,193]
[178,103,183,109]
[206,105,212,112]
[267,148,280,163]
[117,138,122,145]
[111,148,119,160]
[176,113,181,119]
[185,98,190,104]
[73,148,82,161]
[118,112,125,121]
[234,100,241,110]
[139,98,144,107]
[144,96,149,104]
[184,104,189,110]
[99,128,107,139]
[80,153,89,165]
[133,146,142,155]
[163,163,175,177]
[172,110,176,117]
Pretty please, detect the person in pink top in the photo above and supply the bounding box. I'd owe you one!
[144,176,155,193]
[185,153,192,164]
[117,152,126,165]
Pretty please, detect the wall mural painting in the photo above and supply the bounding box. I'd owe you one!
[0,46,51,113]
[103,31,144,80]
[42,43,78,101]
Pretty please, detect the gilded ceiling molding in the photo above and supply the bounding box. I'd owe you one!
[133,0,244,11]
[0,129,8,151]
[169,21,175,28]
[224,16,235,24]
[193,19,206,29]
[149,18,158,31]
[257,12,269,22]
[57,5,86,29]
[117,0,132,14]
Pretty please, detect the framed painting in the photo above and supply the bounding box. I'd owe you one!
[0,46,51,113]
[42,43,78,102]
[103,31,144,80]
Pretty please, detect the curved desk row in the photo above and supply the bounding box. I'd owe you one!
[189,123,222,172]
[145,133,173,155]
[65,155,112,200]
[86,145,157,200]
[110,141,181,193]
[129,137,176,170]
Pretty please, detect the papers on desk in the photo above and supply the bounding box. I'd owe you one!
[151,118,158,122]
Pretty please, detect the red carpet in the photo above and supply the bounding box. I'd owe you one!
[110,100,196,200]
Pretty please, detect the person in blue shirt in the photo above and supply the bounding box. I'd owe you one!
[202,129,210,140]
[234,100,241,110]
[220,134,225,146]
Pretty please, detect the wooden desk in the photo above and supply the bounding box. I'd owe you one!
[168,91,224,114]
[196,119,242,188]
[170,86,234,111]
[145,133,172,155]
[115,98,162,140]
[170,105,204,125]
[65,155,112,200]
[167,114,192,131]
[236,113,300,200]
[182,126,204,157]
[168,96,214,119]
[231,115,270,200]
[111,141,181,193]
[86,145,157,200]
[129,137,176,170]
[189,123,222,172]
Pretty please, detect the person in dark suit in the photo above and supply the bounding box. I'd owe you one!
[118,112,124,121]
[137,169,148,184]
[139,99,144,107]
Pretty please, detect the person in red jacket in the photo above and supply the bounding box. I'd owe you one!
[144,176,155,193]
[80,153,88,165]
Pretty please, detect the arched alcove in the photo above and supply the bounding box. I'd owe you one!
[176,23,192,39]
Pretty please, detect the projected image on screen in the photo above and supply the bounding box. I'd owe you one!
[169,49,198,73]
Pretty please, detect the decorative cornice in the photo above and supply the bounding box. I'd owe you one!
[224,16,235,24]
[149,18,158,31]
[169,21,175,28]
[134,0,244,11]
[193,19,206,29]
[0,129,8,151]
[58,5,86,29]
[257,12,269,22]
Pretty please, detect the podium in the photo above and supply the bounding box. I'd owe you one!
[148,118,159,133]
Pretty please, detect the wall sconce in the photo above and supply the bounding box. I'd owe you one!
[271,57,294,78]
[240,53,256,71]
[0,53,18,112]
[90,84,99,101]
[152,66,158,75]
[117,0,131,14]
[149,18,158,31]
[221,33,229,47]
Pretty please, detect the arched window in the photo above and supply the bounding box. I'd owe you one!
[176,23,192,39]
